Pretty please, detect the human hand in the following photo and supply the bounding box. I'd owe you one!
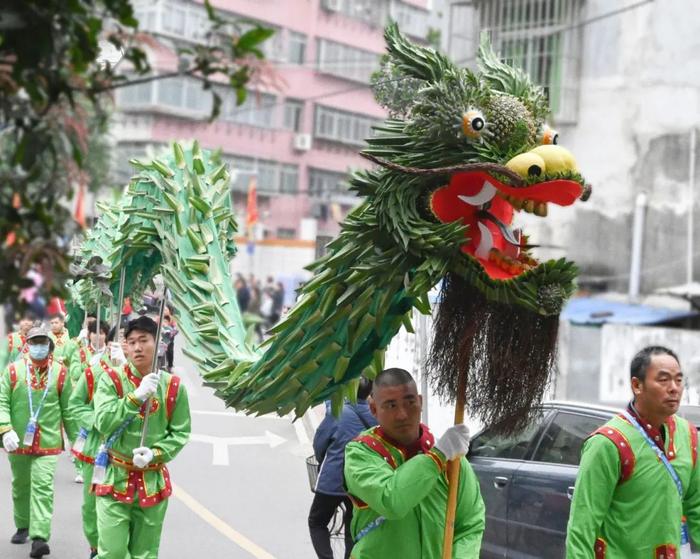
[133,373,160,402]
[434,424,470,461]
[132,446,154,469]
[2,430,19,452]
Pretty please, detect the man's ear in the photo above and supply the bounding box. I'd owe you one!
[631,376,643,396]
[369,396,377,417]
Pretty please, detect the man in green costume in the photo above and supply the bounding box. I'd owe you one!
[344,368,484,558]
[69,327,128,558]
[0,312,35,370]
[567,346,700,558]
[0,324,76,558]
[93,316,191,559]
[48,313,77,367]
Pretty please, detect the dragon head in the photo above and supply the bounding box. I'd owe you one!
[366,25,591,316]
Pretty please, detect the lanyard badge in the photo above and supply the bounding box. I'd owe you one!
[23,362,52,448]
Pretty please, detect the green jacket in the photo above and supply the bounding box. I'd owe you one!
[0,332,27,370]
[344,425,485,559]
[49,328,78,368]
[67,356,119,463]
[0,355,76,454]
[566,411,700,558]
[93,362,191,508]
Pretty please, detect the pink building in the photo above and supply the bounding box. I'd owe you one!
[113,0,435,241]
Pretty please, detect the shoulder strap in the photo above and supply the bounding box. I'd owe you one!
[56,365,68,396]
[591,425,636,483]
[103,364,123,398]
[689,421,698,468]
[85,367,95,402]
[354,433,397,469]
[165,375,181,421]
[7,334,13,354]
[8,362,17,390]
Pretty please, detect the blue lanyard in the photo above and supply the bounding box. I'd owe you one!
[354,516,385,543]
[104,415,135,450]
[25,362,52,422]
[621,409,683,497]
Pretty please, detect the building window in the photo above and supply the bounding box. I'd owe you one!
[223,91,277,128]
[288,31,307,64]
[308,168,349,197]
[316,38,379,83]
[283,99,304,132]
[276,227,296,239]
[321,0,388,27]
[280,164,299,193]
[225,155,298,194]
[390,1,430,40]
[314,105,377,146]
[116,79,154,107]
[476,0,584,123]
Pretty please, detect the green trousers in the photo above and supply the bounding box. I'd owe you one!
[81,463,98,549]
[8,454,59,541]
[96,495,168,559]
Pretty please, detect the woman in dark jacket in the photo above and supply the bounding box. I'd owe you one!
[309,377,376,559]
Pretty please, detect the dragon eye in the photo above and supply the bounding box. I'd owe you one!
[462,110,486,139]
[541,125,559,145]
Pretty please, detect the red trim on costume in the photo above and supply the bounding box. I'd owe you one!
[355,433,398,469]
[592,426,636,482]
[594,538,606,559]
[102,361,123,398]
[85,367,95,402]
[12,426,62,456]
[7,334,13,354]
[690,422,698,468]
[71,449,95,465]
[8,363,17,390]
[94,466,173,508]
[80,348,87,364]
[655,544,677,559]
[56,365,67,397]
[667,416,678,461]
[125,364,142,388]
[166,375,180,421]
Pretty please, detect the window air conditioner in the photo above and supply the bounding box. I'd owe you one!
[293,133,312,151]
[323,0,342,12]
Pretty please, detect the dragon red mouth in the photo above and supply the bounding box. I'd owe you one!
[430,171,584,280]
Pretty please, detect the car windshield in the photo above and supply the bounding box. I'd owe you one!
[469,412,545,460]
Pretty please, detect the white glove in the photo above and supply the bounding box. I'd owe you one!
[109,342,127,366]
[434,424,471,461]
[89,350,105,367]
[132,446,154,469]
[2,430,19,453]
[133,372,160,402]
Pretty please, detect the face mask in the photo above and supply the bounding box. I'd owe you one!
[29,344,50,361]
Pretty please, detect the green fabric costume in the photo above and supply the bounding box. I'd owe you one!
[49,328,77,367]
[93,362,191,559]
[68,357,118,550]
[0,332,27,370]
[0,355,75,540]
[566,410,700,558]
[344,425,485,559]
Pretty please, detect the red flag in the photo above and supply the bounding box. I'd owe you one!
[246,177,258,235]
[74,182,87,228]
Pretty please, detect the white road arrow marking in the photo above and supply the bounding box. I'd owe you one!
[190,431,287,466]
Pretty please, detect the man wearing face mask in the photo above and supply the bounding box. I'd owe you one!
[93,316,190,559]
[0,324,76,558]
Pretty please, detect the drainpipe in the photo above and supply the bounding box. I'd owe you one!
[687,128,697,286]
[628,192,648,302]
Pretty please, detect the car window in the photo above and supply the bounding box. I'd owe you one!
[469,412,545,460]
[532,412,606,466]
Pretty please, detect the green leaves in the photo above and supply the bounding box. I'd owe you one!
[234,26,276,59]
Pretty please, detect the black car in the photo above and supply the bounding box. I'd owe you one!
[468,401,700,558]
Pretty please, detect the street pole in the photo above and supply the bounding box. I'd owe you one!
[628,192,647,301]
[688,128,697,287]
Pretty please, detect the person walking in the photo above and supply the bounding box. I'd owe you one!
[566,346,700,558]
[92,316,191,558]
[0,312,35,369]
[0,324,76,558]
[309,377,377,559]
[343,368,484,558]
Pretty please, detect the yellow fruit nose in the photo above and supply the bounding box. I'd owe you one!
[529,145,578,174]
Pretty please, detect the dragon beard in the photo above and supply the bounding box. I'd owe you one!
[428,272,558,435]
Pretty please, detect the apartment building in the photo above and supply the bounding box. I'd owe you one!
[112,0,437,244]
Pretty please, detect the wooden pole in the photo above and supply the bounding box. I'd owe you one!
[442,369,468,559]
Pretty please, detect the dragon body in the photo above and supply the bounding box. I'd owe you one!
[72,25,590,431]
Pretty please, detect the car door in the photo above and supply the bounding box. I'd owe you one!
[506,411,610,558]
[468,411,551,559]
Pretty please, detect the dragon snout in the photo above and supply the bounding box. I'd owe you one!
[505,145,578,178]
